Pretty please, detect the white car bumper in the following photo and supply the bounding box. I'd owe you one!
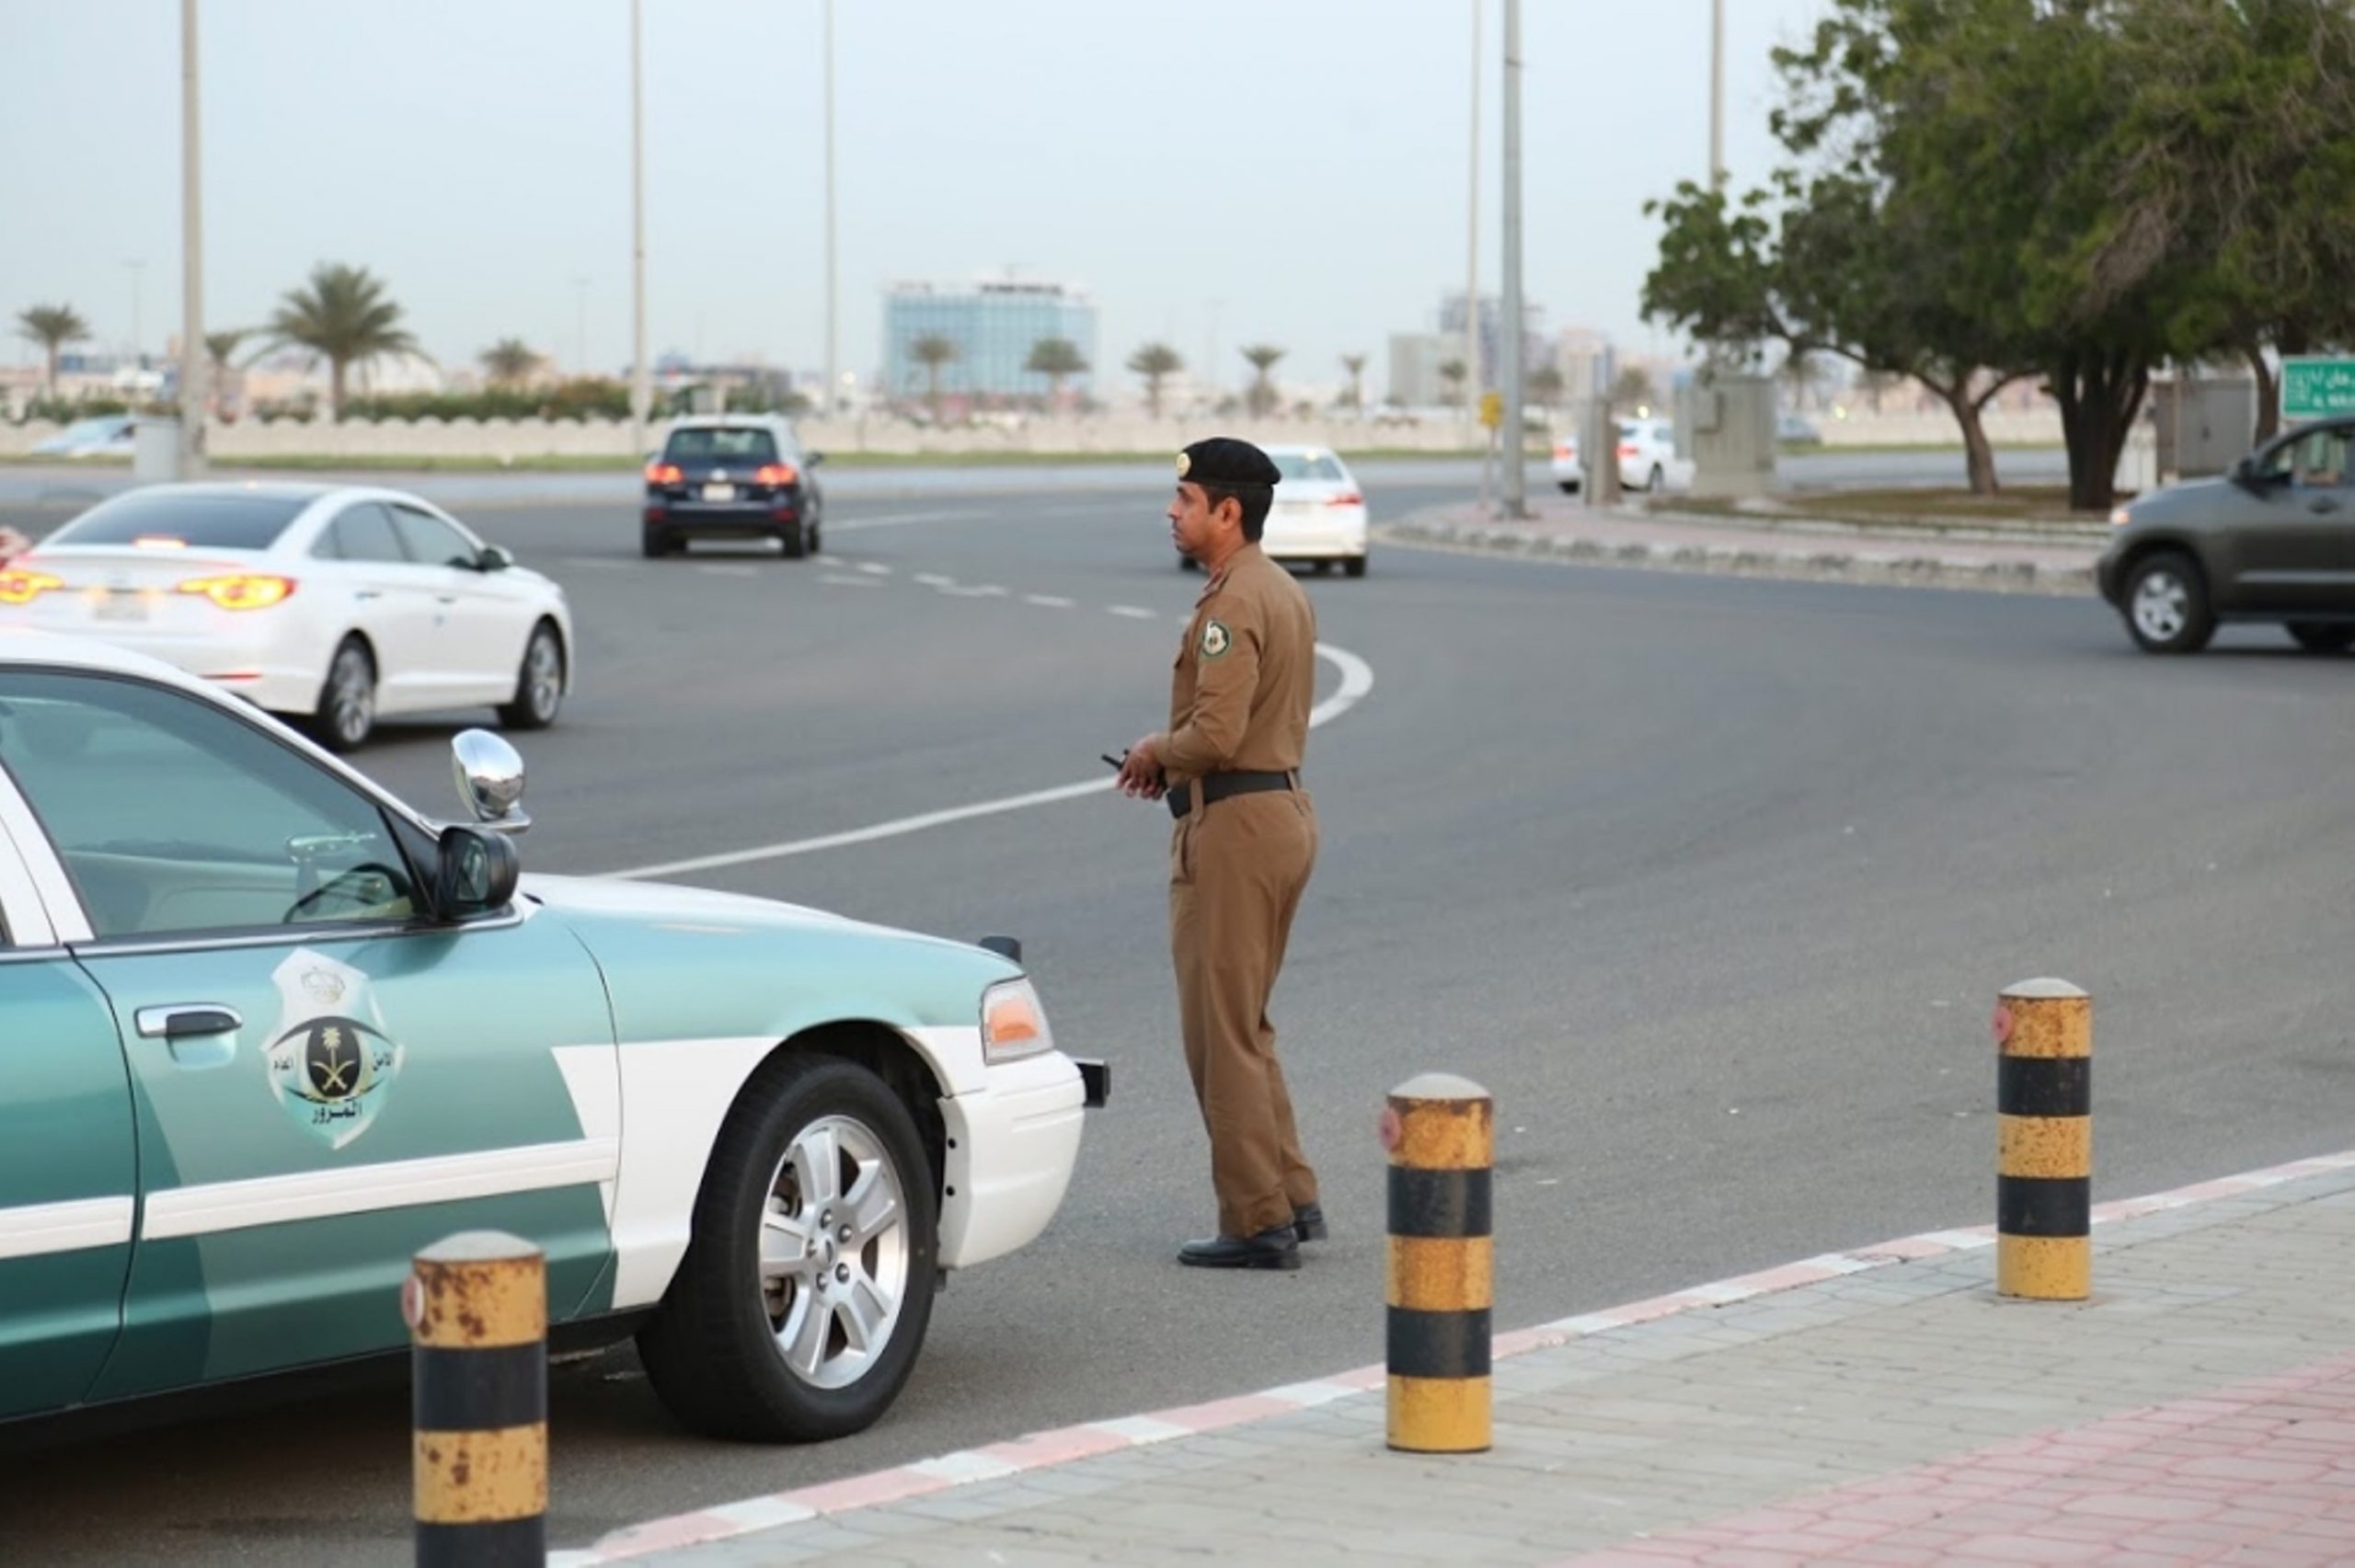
[1262,505,1371,562]
[936,1050,1087,1269]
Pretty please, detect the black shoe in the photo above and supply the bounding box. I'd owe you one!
[1292,1202,1328,1243]
[1178,1224,1302,1270]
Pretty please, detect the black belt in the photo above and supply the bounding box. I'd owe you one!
[1167,771,1295,819]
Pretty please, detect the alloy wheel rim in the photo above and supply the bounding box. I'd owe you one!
[525,635,562,720]
[2132,573,2188,640]
[331,651,373,743]
[757,1114,909,1391]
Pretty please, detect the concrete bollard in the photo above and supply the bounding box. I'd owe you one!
[1381,1073,1493,1454]
[404,1231,548,1567]
[1994,979,2092,1300]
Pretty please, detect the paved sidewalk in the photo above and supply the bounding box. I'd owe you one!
[1382,495,2106,596]
[558,1152,2355,1567]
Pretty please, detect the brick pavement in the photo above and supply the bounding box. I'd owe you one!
[1380,495,2106,597]
[554,1153,2355,1568]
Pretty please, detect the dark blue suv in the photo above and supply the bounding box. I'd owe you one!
[642,416,826,559]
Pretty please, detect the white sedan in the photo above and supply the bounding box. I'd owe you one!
[0,482,572,750]
[31,415,138,459]
[1551,417,1696,495]
[1182,445,1371,577]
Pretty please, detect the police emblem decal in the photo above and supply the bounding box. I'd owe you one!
[1200,619,1232,658]
[1176,451,1191,478]
[267,950,403,1149]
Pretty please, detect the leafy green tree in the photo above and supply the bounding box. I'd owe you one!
[1240,344,1285,418]
[1438,359,1467,407]
[1126,342,1183,418]
[1025,337,1088,406]
[1525,363,1565,415]
[480,338,543,388]
[1610,366,1657,412]
[909,333,959,421]
[17,303,89,397]
[261,263,421,421]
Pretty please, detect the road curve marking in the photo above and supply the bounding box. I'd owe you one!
[604,642,1374,880]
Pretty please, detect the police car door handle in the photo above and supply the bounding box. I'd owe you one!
[135,1004,244,1040]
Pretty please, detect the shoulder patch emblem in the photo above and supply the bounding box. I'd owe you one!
[1200,619,1232,658]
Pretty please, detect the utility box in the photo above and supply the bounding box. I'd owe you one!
[132,417,184,483]
[2152,376,2257,482]
[1684,371,1775,498]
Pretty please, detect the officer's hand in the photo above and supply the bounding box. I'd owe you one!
[1117,736,1166,800]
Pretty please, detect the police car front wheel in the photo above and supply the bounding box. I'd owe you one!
[638,1054,939,1441]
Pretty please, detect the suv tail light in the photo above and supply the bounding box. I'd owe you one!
[644,462,684,485]
[754,463,798,486]
[1617,442,1639,459]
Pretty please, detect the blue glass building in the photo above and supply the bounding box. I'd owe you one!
[881,280,1098,402]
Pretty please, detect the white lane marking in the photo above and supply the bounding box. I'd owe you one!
[0,1195,134,1261]
[1106,604,1157,619]
[827,509,970,533]
[140,1139,620,1241]
[855,561,892,576]
[913,573,954,588]
[937,583,1009,598]
[696,564,761,578]
[560,557,630,570]
[1024,593,1076,609]
[607,640,1374,880]
[821,574,885,588]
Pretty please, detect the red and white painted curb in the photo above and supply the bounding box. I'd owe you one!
[550,1149,2355,1566]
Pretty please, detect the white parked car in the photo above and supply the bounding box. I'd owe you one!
[30,415,138,459]
[0,483,573,751]
[1550,418,1696,495]
[1182,445,1370,577]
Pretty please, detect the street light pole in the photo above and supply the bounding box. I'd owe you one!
[823,0,838,417]
[1463,0,1481,429]
[1499,0,1526,518]
[629,0,650,453]
[1709,0,1726,189]
[178,0,204,474]
[125,259,146,367]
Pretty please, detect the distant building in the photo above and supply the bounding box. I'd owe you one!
[1554,327,1616,405]
[1437,291,1548,393]
[881,278,1098,402]
[1387,332,1451,408]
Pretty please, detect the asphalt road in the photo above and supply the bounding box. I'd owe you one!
[2,463,2349,1563]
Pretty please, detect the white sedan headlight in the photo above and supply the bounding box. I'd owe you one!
[980,978,1054,1065]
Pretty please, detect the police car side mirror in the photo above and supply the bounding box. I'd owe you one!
[432,825,519,919]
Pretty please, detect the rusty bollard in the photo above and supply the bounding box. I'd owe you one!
[1382,1073,1494,1453]
[405,1231,548,1566]
[1994,979,2092,1300]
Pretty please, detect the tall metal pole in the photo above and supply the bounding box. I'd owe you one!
[1499,0,1526,518]
[1463,0,1481,428]
[178,1,204,474]
[629,0,650,453]
[125,260,146,366]
[823,0,838,416]
[1709,0,1726,188]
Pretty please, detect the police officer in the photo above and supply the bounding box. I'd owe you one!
[1117,437,1323,1270]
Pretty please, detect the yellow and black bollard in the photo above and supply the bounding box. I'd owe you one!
[405,1230,548,1567]
[1994,979,2092,1300]
[1382,1072,1493,1454]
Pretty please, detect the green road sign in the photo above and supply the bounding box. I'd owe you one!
[2280,357,2355,422]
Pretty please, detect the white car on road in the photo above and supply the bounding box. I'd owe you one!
[31,415,138,460]
[1182,444,1371,577]
[0,482,573,751]
[1551,418,1696,495]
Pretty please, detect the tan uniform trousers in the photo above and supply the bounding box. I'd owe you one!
[1169,785,1320,1239]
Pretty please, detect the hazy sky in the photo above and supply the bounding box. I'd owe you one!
[2,0,1830,392]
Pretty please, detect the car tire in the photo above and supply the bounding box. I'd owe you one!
[642,524,676,559]
[1557,481,1578,495]
[1647,464,1665,493]
[1343,555,1368,579]
[2285,623,2355,653]
[778,520,808,560]
[308,636,377,752]
[2122,552,2215,654]
[497,621,565,730]
[638,1054,939,1443]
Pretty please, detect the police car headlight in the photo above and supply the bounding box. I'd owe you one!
[980,979,1053,1065]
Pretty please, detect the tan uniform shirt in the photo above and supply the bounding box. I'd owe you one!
[1156,543,1315,786]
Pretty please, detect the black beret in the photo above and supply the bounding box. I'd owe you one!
[1177,437,1281,488]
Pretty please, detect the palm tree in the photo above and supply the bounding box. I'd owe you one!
[1610,365,1657,412]
[1025,337,1088,408]
[17,304,89,397]
[261,263,420,421]
[1439,359,1468,408]
[1240,344,1285,418]
[1126,342,1183,418]
[203,328,248,374]
[909,333,960,422]
[1338,353,1368,410]
[480,338,543,389]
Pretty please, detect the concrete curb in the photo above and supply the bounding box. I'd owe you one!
[1381,517,2099,598]
[548,1147,2355,1565]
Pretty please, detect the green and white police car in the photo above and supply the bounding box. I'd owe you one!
[0,631,1102,1442]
